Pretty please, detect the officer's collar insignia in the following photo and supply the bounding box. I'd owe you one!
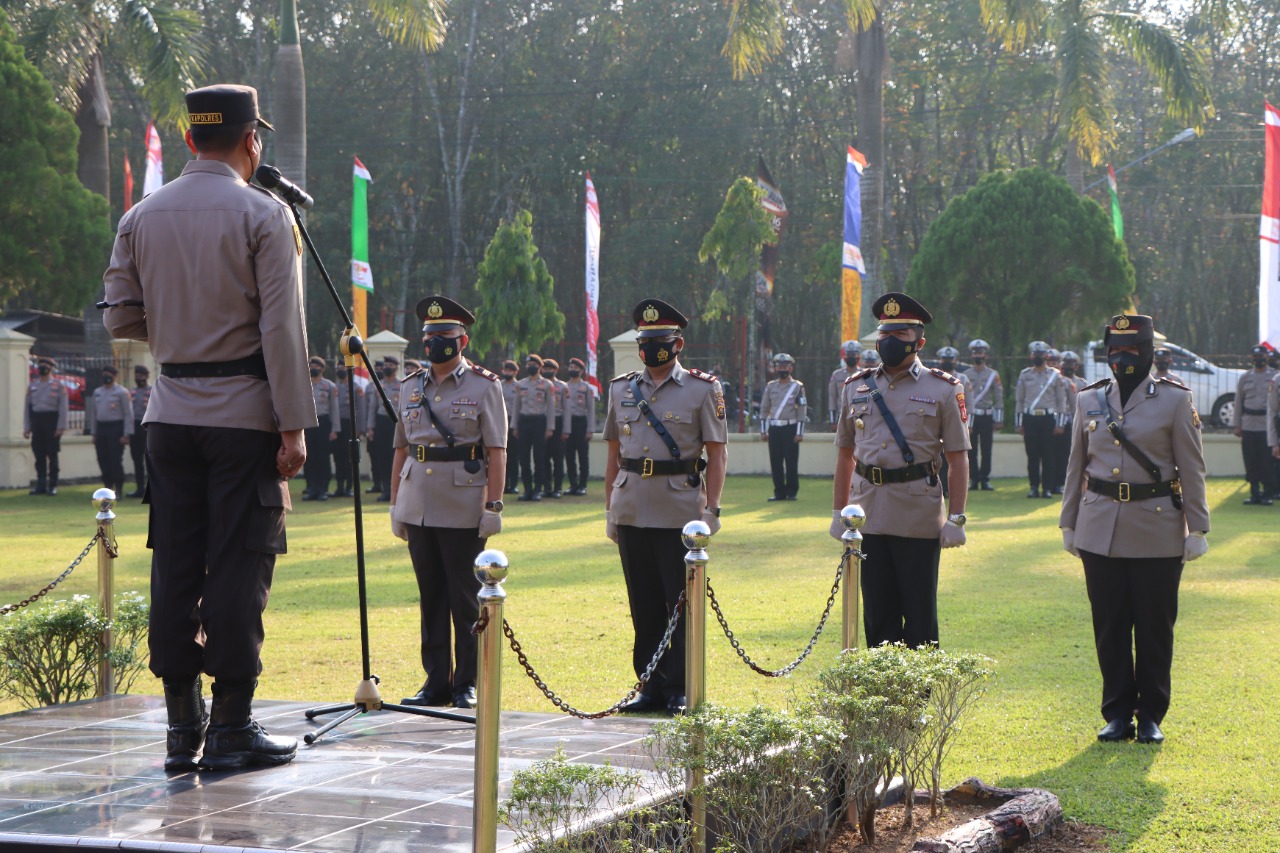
[1147,382,1156,395]
[909,362,921,378]
[427,301,444,319]
[884,298,901,318]
[642,304,660,323]
[1115,316,1130,330]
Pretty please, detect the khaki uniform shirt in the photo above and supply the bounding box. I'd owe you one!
[835,358,971,539]
[551,377,569,424]
[604,362,728,528]
[1015,367,1068,427]
[1268,374,1280,448]
[91,384,135,436]
[1235,369,1274,432]
[759,378,807,437]
[312,378,340,424]
[828,366,856,420]
[1061,374,1082,423]
[1061,376,1209,559]
[336,376,364,423]
[565,377,597,432]
[513,375,557,419]
[24,377,69,432]
[501,378,518,427]
[392,360,508,529]
[368,378,401,431]
[103,159,315,433]
[966,364,1003,423]
[131,384,152,424]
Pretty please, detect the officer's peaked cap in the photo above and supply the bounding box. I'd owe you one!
[185,84,274,131]
[872,292,932,331]
[1103,315,1154,347]
[416,295,475,330]
[632,299,688,339]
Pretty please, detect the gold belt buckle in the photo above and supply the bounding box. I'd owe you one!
[871,466,883,486]
[641,458,654,478]
[415,445,427,463]
[1118,482,1130,502]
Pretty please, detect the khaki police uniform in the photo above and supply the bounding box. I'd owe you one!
[1048,372,1083,494]
[759,376,806,499]
[1269,373,1279,451]
[90,380,134,495]
[330,369,365,496]
[966,363,1002,488]
[512,368,557,498]
[828,365,856,424]
[24,371,69,494]
[501,370,520,492]
[303,373,340,499]
[368,361,401,500]
[545,369,569,495]
[102,156,315,685]
[129,376,153,495]
[564,374,597,493]
[1016,366,1068,497]
[1236,368,1276,499]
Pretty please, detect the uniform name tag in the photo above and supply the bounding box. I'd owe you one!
[621,400,638,407]
[454,398,477,406]
[909,395,936,404]
[1086,410,1104,416]
[851,395,869,403]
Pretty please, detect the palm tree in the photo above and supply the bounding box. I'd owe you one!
[979,0,1214,190]
[1,0,204,202]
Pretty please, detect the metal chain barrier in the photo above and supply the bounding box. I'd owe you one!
[494,590,687,719]
[705,553,847,678]
[0,533,101,616]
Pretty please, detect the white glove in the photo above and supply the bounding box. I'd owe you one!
[829,510,844,541]
[606,510,618,543]
[478,509,502,539]
[390,505,409,541]
[701,507,722,536]
[1062,528,1078,557]
[1183,532,1208,562]
[939,520,966,549]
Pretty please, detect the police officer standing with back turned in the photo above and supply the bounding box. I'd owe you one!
[759,352,806,501]
[24,356,68,496]
[564,356,596,494]
[512,353,556,501]
[391,296,507,710]
[965,340,1002,491]
[830,293,970,649]
[1016,341,1067,498]
[102,84,311,771]
[605,299,728,715]
[829,340,861,426]
[90,365,133,496]
[1061,314,1209,744]
[128,365,152,497]
[1235,345,1275,505]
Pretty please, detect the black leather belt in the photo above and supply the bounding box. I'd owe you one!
[161,352,267,380]
[855,459,936,485]
[1242,407,1266,416]
[410,443,482,462]
[619,457,698,477]
[1086,475,1179,502]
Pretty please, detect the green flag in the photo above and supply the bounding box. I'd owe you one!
[1106,164,1124,240]
[352,157,373,291]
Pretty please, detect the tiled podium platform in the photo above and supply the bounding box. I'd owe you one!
[0,695,658,852]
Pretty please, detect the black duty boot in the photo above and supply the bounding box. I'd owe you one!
[163,677,208,772]
[29,478,46,496]
[199,680,297,770]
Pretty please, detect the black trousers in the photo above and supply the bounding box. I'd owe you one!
[1022,414,1055,492]
[617,526,686,699]
[332,418,354,492]
[566,415,590,490]
[406,525,484,691]
[968,414,994,484]
[1080,549,1183,725]
[145,424,285,683]
[372,415,395,495]
[366,423,381,490]
[304,415,333,495]
[130,422,148,491]
[1049,418,1073,491]
[505,426,519,491]
[1242,430,1275,495]
[860,533,941,648]
[29,411,61,488]
[547,415,566,492]
[94,420,127,489]
[767,423,800,498]
[517,414,548,495]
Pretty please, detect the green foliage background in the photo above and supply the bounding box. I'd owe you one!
[469,209,566,361]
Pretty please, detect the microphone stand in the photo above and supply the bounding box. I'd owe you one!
[280,198,476,744]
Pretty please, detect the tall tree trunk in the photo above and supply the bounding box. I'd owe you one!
[855,19,886,324]
[75,54,112,204]
[275,0,307,289]
[1065,139,1084,193]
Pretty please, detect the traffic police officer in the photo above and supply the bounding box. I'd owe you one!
[303,356,340,500]
[330,360,364,497]
[966,340,1002,491]
[1152,347,1184,385]
[90,365,134,496]
[564,356,596,494]
[542,357,569,497]
[759,352,806,501]
[605,299,728,714]
[828,340,861,425]
[1016,340,1067,498]
[369,355,401,502]
[934,346,969,496]
[830,292,970,649]
[1061,314,1209,744]
[102,83,310,770]
[1049,350,1084,495]
[1235,345,1275,504]
[24,355,68,496]
[860,349,881,369]
[128,365,152,497]
[512,353,556,500]
[500,359,521,494]
[391,295,507,710]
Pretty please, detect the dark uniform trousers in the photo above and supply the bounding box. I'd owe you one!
[332,418,353,493]
[130,423,149,492]
[145,424,285,683]
[1022,413,1055,493]
[968,415,995,485]
[566,415,590,490]
[616,526,686,699]
[767,423,800,498]
[406,526,484,691]
[505,426,519,491]
[1050,418,1072,491]
[29,410,61,490]
[304,414,333,495]
[372,414,395,496]
[517,414,548,495]
[1242,431,1275,497]
[547,415,566,493]
[860,533,941,648]
[1080,550,1183,725]
[94,421,127,491]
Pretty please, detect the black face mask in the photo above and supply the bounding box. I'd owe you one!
[775,369,791,378]
[426,336,461,364]
[1061,366,1076,377]
[310,367,322,377]
[541,371,556,380]
[382,367,397,378]
[971,356,985,365]
[940,360,956,372]
[876,336,916,368]
[336,369,347,379]
[844,356,858,368]
[1253,357,1268,368]
[568,369,581,378]
[1031,355,1045,366]
[38,366,51,376]
[1154,362,1171,373]
[502,373,516,381]
[639,340,676,367]
[101,374,114,384]
[1108,351,1147,379]
[526,365,540,376]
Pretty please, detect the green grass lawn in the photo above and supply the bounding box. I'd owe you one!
[2,475,1277,851]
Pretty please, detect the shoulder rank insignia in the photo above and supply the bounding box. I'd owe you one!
[611,370,639,383]
[928,367,961,385]
[687,367,716,383]
[470,364,499,382]
[1156,375,1189,391]
[1079,377,1110,391]
[404,367,425,380]
[843,368,873,385]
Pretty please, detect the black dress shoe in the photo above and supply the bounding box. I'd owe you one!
[969,481,979,491]
[517,492,537,502]
[504,486,520,495]
[47,487,57,496]
[301,491,317,501]
[618,693,666,714]
[548,490,562,499]
[1027,490,1039,498]
[453,686,477,709]
[980,482,994,491]
[1097,718,1135,741]
[1050,488,1063,496]
[315,492,330,501]
[1136,718,1165,744]
[786,495,798,501]
[377,493,391,503]
[401,686,451,706]
[767,495,785,502]
[1041,491,1056,499]
[666,695,688,715]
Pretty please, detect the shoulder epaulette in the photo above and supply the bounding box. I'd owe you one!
[1079,377,1110,391]
[470,364,499,382]
[611,370,639,383]
[687,367,716,383]
[404,367,425,380]
[1156,375,1189,391]
[929,367,961,385]
[843,367,873,385]
[1019,366,1035,375]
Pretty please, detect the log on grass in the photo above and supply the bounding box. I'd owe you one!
[911,778,1062,853]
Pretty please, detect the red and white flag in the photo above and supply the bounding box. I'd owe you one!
[122,154,134,212]
[584,172,601,393]
[142,122,163,197]
[1261,102,1280,347]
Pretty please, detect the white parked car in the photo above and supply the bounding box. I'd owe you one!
[1082,341,1245,427]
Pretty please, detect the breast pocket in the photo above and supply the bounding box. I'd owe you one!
[906,400,939,425]
[661,410,698,445]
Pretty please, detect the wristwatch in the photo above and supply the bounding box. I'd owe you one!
[485,500,504,512]
[947,513,966,527]
[706,506,721,518]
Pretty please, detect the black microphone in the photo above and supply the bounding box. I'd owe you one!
[255,164,314,211]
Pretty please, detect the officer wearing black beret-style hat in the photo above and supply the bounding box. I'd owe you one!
[303,356,339,501]
[500,359,521,494]
[24,356,69,496]
[564,356,596,495]
[512,353,556,500]
[1237,343,1276,504]
[90,365,133,498]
